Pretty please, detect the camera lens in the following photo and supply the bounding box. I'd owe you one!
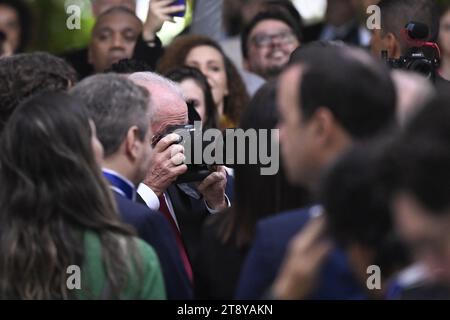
[407,59,433,78]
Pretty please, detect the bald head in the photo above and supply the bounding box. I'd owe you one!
[129,72,188,135]
[91,0,136,18]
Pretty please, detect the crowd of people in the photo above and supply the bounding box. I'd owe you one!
[0,0,450,300]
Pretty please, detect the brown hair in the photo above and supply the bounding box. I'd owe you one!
[157,35,249,127]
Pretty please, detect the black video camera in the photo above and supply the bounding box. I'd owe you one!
[383,22,441,82]
[151,124,213,184]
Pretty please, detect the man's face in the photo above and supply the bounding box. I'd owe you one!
[277,66,321,189]
[135,105,154,184]
[0,4,20,53]
[88,11,142,73]
[393,192,450,284]
[245,19,299,80]
[92,0,136,17]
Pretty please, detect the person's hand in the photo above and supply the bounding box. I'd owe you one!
[0,35,12,58]
[271,216,333,300]
[142,0,186,41]
[197,166,228,211]
[143,133,188,196]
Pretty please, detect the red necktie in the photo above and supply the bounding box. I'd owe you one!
[158,194,193,283]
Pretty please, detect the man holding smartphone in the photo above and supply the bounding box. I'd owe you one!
[63,0,185,78]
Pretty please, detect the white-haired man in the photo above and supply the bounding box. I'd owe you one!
[129,72,230,282]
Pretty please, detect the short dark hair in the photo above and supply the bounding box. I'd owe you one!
[378,0,438,46]
[288,40,345,66]
[384,94,450,214]
[241,10,303,59]
[296,46,397,139]
[0,52,77,134]
[70,74,150,157]
[106,58,152,74]
[0,0,32,53]
[321,141,410,278]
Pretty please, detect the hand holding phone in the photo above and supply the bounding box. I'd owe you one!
[143,0,186,41]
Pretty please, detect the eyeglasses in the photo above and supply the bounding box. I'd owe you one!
[250,30,297,48]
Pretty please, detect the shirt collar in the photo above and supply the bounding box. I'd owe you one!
[102,168,136,201]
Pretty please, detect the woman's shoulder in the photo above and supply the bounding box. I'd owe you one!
[81,231,166,300]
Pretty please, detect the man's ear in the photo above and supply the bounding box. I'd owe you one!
[310,107,335,145]
[124,126,141,161]
[384,32,402,59]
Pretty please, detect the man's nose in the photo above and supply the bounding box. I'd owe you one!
[111,34,125,49]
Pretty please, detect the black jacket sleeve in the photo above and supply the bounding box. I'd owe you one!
[132,34,164,70]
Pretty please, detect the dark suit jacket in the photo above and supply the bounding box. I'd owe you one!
[113,192,193,300]
[164,175,234,278]
[194,209,249,300]
[235,207,366,300]
[61,35,164,79]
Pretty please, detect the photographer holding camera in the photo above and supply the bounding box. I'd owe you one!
[129,72,230,283]
[370,0,450,91]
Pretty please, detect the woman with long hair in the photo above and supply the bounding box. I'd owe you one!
[165,66,219,130]
[0,92,166,299]
[157,35,249,129]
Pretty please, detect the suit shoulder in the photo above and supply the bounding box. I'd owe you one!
[258,206,312,233]
[114,193,165,225]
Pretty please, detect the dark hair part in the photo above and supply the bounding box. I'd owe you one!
[297,46,397,139]
[157,35,249,126]
[378,0,438,49]
[321,142,410,279]
[216,81,310,247]
[0,52,77,134]
[106,58,152,74]
[71,74,150,157]
[0,0,32,53]
[0,92,139,299]
[241,10,303,59]
[165,66,219,130]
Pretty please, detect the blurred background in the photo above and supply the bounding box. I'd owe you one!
[21,0,329,53]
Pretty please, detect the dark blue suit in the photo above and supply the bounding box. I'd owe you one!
[235,207,366,300]
[114,192,193,300]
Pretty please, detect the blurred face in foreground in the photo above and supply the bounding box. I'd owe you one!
[393,192,450,284]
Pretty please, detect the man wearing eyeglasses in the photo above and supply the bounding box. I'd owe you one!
[241,10,302,80]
